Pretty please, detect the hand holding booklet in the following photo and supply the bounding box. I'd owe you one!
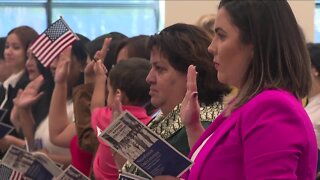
[99,111,192,179]
[1,145,62,179]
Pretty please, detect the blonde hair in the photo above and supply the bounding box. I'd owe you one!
[196,14,216,38]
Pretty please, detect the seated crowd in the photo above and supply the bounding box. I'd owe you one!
[0,1,319,179]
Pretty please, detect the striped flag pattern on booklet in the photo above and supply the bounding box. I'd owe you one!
[30,17,78,67]
[0,164,24,180]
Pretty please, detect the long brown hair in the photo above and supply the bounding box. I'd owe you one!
[219,0,311,112]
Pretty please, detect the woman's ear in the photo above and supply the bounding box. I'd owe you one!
[115,89,122,97]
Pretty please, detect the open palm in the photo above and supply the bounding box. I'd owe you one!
[84,37,111,84]
[180,65,200,127]
[14,75,45,108]
[54,47,71,84]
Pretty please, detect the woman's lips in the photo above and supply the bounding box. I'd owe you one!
[213,62,220,70]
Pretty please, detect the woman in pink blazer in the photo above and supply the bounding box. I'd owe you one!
[155,0,317,179]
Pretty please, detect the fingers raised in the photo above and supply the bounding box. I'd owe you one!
[187,65,198,93]
[94,37,112,61]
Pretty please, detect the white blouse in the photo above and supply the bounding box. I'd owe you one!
[34,100,74,154]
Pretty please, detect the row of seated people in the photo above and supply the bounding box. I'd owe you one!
[0,1,320,179]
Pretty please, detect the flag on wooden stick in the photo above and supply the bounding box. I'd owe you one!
[30,17,78,67]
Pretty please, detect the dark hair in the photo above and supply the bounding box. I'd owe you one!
[148,23,230,105]
[218,0,311,108]
[116,35,151,61]
[7,26,38,61]
[72,33,90,67]
[37,58,54,96]
[23,41,54,127]
[109,57,151,106]
[0,37,6,60]
[307,43,320,72]
[33,58,54,126]
[69,33,90,86]
[87,32,128,71]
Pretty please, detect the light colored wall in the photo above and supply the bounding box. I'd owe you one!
[164,1,219,27]
[288,1,315,42]
[164,0,315,42]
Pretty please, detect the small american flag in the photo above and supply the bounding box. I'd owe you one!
[0,164,24,180]
[30,17,78,67]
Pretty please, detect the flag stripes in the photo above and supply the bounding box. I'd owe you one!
[0,164,24,180]
[30,18,77,67]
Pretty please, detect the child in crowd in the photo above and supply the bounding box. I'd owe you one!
[91,57,152,179]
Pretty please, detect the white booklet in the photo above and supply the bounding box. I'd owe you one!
[1,145,62,179]
[118,171,149,180]
[99,111,192,179]
[55,165,89,180]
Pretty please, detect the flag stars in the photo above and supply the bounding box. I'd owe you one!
[45,20,69,41]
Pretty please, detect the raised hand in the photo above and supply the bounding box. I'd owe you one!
[180,65,200,127]
[94,59,107,80]
[180,65,204,148]
[94,37,112,61]
[54,46,71,84]
[85,37,111,84]
[11,90,22,118]
[89,38,112,110]
[84,60,95,84]
[13,75,45,109]
[111,91,123,122]
[10,90,23,130]
[93,38,111,80]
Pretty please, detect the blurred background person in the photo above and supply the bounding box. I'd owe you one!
[34,34,90,167]
[305,43,320,175]
[196,14,216,39]
[122,23,231,177]
[0,37,11,85]
[0,37,11,102]
[1,26,38,138]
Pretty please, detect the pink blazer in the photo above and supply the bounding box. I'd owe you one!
[186,89,317,180]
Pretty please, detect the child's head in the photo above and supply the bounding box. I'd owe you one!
[107,57,151,107]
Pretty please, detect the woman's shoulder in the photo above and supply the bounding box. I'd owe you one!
[237,89,306,124]
[244,89,300,109]
[257,89,294,97]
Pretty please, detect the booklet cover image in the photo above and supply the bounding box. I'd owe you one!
[1,145,62,179]
[56,165,89,180]
[99,111,192,178]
